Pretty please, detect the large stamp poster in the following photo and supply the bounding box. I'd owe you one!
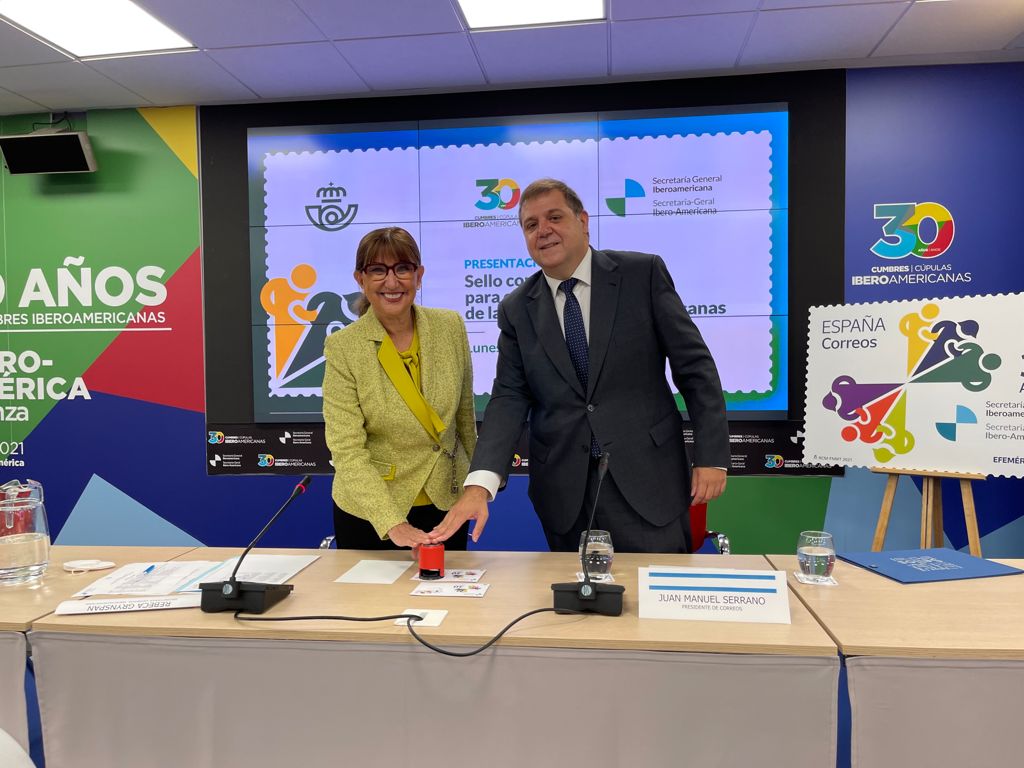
[803,295,1024,477]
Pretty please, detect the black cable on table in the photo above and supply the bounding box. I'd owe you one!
[233,606,584,658]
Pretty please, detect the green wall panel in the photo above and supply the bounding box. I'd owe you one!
[0,109,198,447]
[707,476,832,554]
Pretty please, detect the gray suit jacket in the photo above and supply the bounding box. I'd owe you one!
[471,249,730,535]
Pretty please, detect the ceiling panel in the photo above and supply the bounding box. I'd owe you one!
[0,20,71,67]
[610,0,759,21]
[474,23,608,84]
[875,0,1024,56]
[0,1,1021,115]
[337,33,485,90]
[136,0,325,48]
[296,0,464,39]
[0,62,146,110]
[88,52,257,106]
[611,13,754,75]
[742,4,907,66]
[0,87,45,115]
[208,42,368,99]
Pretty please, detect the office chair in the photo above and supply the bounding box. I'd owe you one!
[690,502,730,554]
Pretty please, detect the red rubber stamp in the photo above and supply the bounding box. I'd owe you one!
[418,543,444,580]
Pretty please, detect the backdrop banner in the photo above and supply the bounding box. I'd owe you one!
[803,294,1024,477]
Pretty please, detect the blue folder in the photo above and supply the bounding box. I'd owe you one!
[837,548,1023,584]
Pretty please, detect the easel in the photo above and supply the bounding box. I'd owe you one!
[870,468,985,556]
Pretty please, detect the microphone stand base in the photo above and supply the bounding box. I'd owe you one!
[551,582,624,616]
[199,581,294,614]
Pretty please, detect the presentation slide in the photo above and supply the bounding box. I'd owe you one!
[247,107,788,422]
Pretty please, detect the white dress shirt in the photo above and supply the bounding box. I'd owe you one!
[543,248,593,340]
[464,251,594,500]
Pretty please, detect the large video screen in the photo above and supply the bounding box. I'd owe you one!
[247,106,788,422]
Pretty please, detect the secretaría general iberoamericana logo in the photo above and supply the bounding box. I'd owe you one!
[605,178,646,217]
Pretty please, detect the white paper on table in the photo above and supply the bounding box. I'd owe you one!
[177,554,320,592]
[73,562,222,598]
[394,609,447,627]
[336,559,413,584]
[792,571,838,586]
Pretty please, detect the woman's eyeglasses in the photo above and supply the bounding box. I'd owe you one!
[362,262,418,280]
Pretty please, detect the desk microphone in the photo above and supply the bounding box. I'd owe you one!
[551,452,624,616]
[200,475,312,614]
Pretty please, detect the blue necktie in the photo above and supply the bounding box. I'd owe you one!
[560,278,601,458]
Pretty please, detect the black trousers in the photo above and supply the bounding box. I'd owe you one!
[542,457,691,554]
[333,502,468,551]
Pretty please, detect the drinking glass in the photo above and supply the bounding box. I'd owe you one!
[796,530,835,584]
[0,479,50,585]
[579,530,614,581]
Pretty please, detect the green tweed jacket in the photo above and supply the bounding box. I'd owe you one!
[322,305,477,539]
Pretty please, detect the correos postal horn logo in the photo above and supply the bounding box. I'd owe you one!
[870,202,954,260]
[306,183,358,231]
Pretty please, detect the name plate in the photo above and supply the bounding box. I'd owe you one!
[55,594,201,615]
[638,566,791,624]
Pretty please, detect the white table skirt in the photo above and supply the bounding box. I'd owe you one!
[848,656,1024,768]
[32,632,838,768]
[0,632,28,751]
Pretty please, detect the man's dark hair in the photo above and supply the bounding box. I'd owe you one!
[518,178,585,224]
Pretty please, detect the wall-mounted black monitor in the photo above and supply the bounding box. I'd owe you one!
[0,131,96,174]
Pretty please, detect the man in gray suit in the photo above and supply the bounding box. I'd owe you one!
[431,179,730,553]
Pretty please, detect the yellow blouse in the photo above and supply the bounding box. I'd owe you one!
[378,328,446,506]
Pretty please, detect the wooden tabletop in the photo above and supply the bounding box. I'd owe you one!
[0,546,196,631]
[32,548,837,656]
[767,555,1024,659]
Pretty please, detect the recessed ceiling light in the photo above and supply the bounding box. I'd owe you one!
[457,0,605,30]
[0,0,193,59]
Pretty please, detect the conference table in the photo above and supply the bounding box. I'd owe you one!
[30,548,839,768]
[767,555,1024,768]
[0,546,193,752]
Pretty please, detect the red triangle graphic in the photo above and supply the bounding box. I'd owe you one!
[84,248,205,413]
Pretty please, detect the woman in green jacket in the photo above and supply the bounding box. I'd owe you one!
[322,227,478,550]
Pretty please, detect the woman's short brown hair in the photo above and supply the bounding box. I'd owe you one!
[355,227,421,272]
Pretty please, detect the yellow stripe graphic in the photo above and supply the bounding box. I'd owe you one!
[137,106,198,179]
